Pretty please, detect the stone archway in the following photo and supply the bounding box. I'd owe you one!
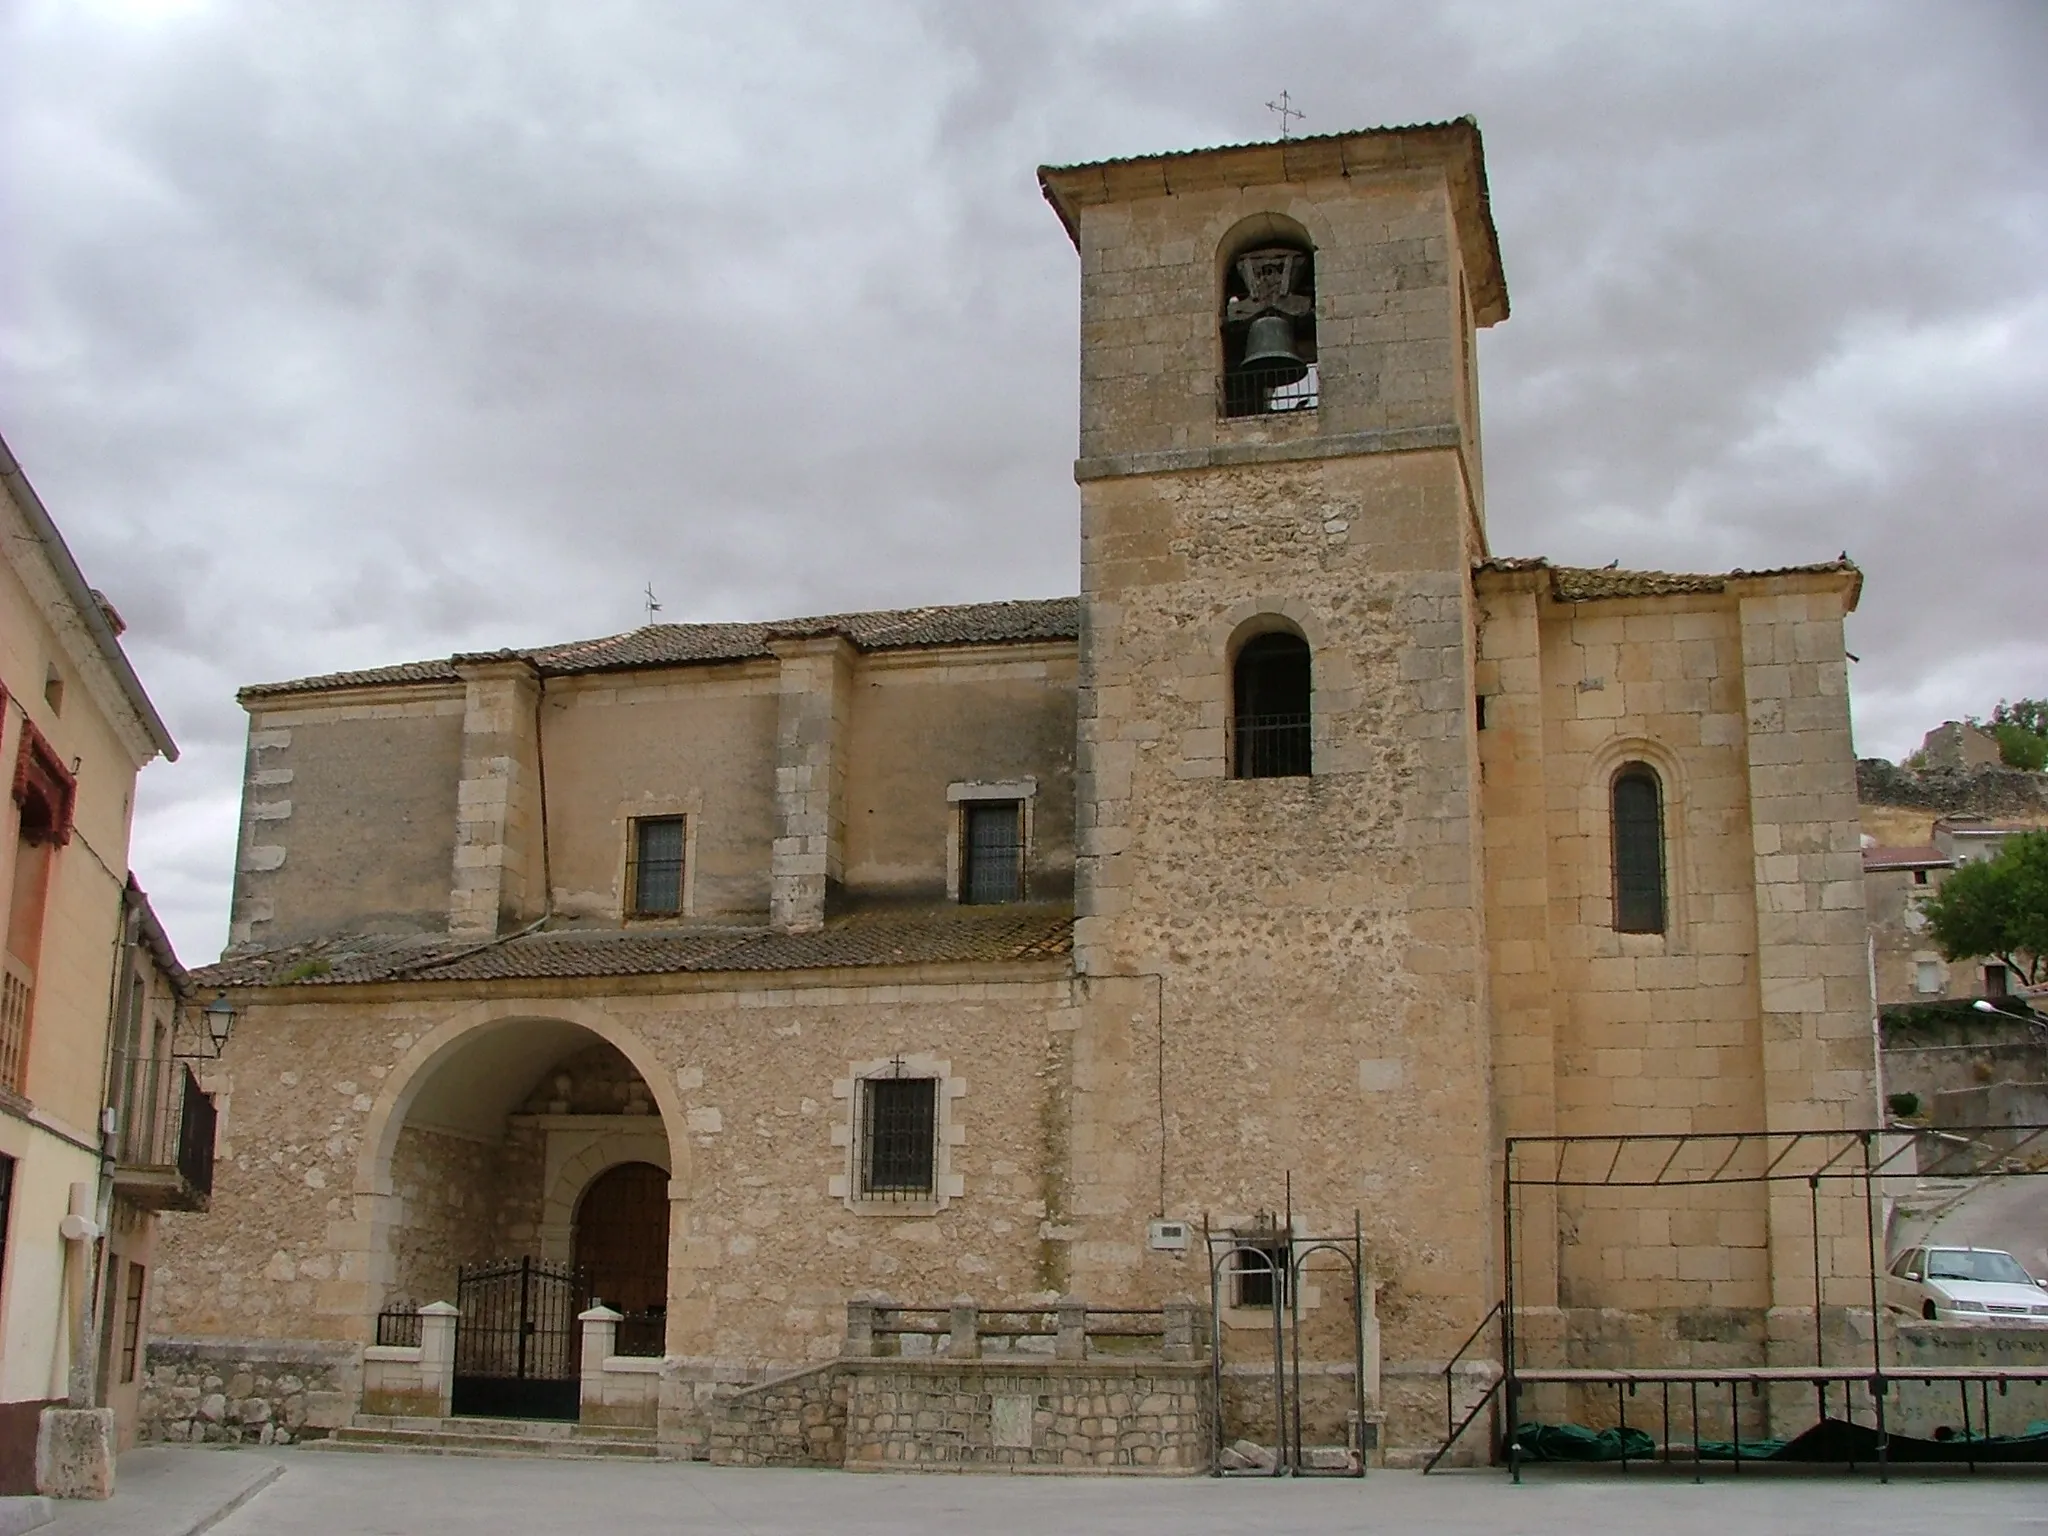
[349,1006,686,1332]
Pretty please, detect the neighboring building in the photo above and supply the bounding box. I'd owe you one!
[0,435,182,1495]
[1916,720,2005,772]
[1865,817,2045,1006]
[150,121,1876,1461]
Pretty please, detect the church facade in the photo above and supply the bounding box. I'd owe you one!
[147,120,1875,1461]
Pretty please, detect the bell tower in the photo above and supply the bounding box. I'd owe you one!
[1038,124,1511,1354]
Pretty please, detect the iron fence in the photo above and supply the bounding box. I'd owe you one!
[375,1309,424,1349]
[612,1310,665,1358]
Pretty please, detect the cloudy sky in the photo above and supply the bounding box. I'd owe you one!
[4,0,2043,961]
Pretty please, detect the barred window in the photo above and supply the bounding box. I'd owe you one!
[120,1262,146,1383]
[627,816,685,916]
[1230,632,1312,779]
[859,1076,937,1200]
[960,801,1024,905]
[1233,1241,1290,1310]
[1611,764,1666,934]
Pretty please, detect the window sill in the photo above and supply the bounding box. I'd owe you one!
[844,1198,945,1219]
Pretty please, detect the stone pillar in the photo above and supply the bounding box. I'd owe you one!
[1055,1294,1087,1360]
[1162,1296,1196,1361]
[580,1305,622,1415]
[418,1301,459,1418]
[842,1297,879,1359]
[1733,573,1876,1379]
[947,1296,979,1360]
[767,634,854,933]
[36,1407,114,1499]
[448,657,546,937]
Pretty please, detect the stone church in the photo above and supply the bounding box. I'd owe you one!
[147,119,1874,1463]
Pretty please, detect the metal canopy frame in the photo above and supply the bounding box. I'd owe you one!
[1429,1124,2048,1481]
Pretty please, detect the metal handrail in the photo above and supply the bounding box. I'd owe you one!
[1422,1299,1505,1474]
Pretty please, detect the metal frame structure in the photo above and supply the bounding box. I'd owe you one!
[1203,1194,1368,1478]
[1425,1124,2048,1481]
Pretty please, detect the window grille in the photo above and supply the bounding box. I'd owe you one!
[120,1263,146,1383]
[960,802,1024,905]
[858,1074,938,1200]
[1233,1240,1290,1309]
[1230,632,1312,779]
[0,958,30,1095]
[627,816,686,916]
[1611,765,1666,934]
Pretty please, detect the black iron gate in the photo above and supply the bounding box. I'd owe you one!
[452,1257,587,1421]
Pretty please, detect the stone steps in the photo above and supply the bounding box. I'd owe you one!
[314,1415,668,1460]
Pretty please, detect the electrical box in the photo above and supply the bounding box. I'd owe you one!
[1148,1219,1190,1252]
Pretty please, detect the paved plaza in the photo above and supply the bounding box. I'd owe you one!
[40,1447,2048,1536]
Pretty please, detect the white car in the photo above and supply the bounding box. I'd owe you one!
[1886,1245,2048,1323]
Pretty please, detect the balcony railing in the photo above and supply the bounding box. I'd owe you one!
[111,1055,216,1211]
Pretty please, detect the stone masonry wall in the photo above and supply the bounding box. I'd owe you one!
[140,1338,355,1446]
[708,1363,847,1467]
[387,1124,499,1307]
[843,1360,1208,1472]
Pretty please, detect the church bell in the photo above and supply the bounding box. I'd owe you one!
[1239,313,1309,384]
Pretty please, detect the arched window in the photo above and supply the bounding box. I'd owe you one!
[1611,764,1666,934]
[1220,237,1317,417]
[1231,632,1312,779]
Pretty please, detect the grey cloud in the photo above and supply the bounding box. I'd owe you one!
[3,0,2041,959]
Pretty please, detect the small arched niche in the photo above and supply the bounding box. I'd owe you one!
[1229,620,1313,779]
[1218,213,1318,418]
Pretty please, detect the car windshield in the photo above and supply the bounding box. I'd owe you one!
[1926,1250,2035,1285]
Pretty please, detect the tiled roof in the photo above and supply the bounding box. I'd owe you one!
[1476,557,1862,604]
[190,904,1074,990]
[240,598,1081,701]
[1862,846,1951,871]
[1037,119,1476,177]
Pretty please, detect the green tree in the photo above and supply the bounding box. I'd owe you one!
[1988,698,2048,772]
[1921,830,2048,989]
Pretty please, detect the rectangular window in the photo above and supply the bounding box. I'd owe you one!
[960,801,1024,905]
[120,1262,146,1383]
[858,1076,937,1200]
[1985,964,2010,999]
[626,816,686,916]
[1233,1240,1290,1310]
[1912,868,1929,886]
[1915,960,1942,995]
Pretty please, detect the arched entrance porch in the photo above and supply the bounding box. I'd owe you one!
[352,1008,685,1421]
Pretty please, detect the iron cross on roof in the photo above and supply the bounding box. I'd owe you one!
[1265,90,1305,140]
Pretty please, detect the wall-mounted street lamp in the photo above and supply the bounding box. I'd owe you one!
[178,993,238,1059]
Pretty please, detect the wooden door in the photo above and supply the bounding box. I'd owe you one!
[572,1161,670,1315]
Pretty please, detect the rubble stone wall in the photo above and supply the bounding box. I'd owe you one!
[139,1337,356,1445]
[707,1363,847,1467]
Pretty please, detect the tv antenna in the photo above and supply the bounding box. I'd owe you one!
[1265,91,1305,140]
[643,583,663,625]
